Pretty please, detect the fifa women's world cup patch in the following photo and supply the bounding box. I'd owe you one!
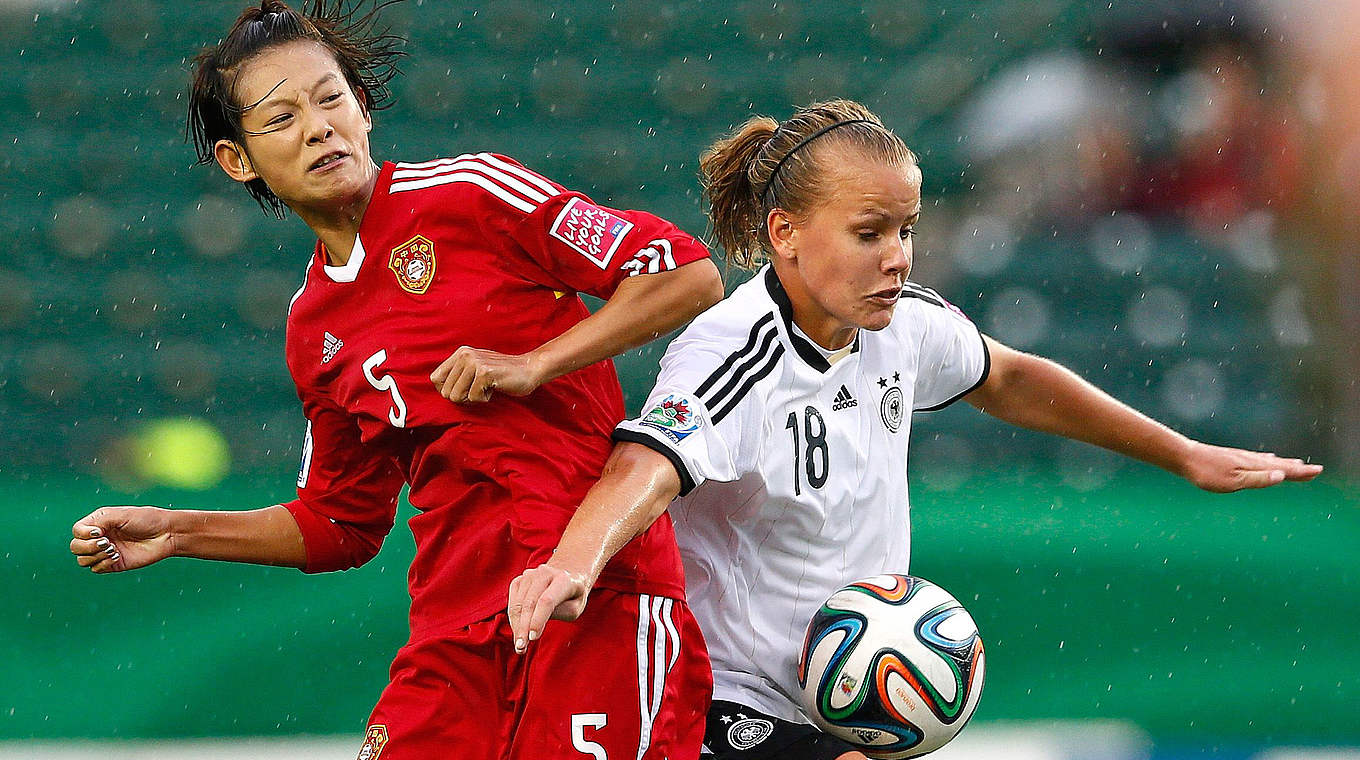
[356,724,388,760]
[389,234,436,294]
[549,197,635,269]
[639,393,702,443]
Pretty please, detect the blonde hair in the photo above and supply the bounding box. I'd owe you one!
[698,99,916,269]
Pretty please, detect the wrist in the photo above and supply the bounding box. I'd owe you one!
[546,552,598,592]
[1161,433,1200,478]
[525,347,560,387]
[161,507,189,558]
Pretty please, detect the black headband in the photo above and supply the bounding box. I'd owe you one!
[760,118,876,200]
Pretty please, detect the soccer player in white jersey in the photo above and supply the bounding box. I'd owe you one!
[506,99,1323,760]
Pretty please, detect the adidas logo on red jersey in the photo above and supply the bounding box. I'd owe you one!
[322,331,344,364]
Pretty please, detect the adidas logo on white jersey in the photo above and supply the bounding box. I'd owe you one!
[832,385,857,410]
[322,331,344,364]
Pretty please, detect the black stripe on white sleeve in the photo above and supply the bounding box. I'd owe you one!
[612,427,699,496]
[695,313,776,397]
[709,343,784,424]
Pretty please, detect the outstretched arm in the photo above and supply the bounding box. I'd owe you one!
[432,259,724,402]
[506,442,681,652]
[71,504,306,574]
[965,335,1323,492]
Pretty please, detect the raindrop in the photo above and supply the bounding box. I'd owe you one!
[912,434,975,491]
[50,196,115,259]
[1056,439,1125,491]
[1226,210,1280,273]
[1088,212,1155,273]
[179,195,250,259]
[1160,359,1227,421]
[951,214,1014,276]
[1268,285,1313,346]
[1126,286,1191,347]
[983,285,1050,348]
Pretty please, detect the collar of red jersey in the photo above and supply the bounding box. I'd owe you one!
[322,235,367,283]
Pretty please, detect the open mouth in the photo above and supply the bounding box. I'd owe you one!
[869,286,901,304]
[310,152,348,171]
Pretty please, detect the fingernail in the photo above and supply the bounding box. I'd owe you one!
[90,528,102,538]
[528,630,539,642]
[96,538,110,548]
[104,545,117,555]
[514,638,525,651]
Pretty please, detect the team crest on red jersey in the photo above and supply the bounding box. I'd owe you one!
[389,235,436,294]
[357,724,388,760]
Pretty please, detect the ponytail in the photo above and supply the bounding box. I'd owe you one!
[699,116,779,270]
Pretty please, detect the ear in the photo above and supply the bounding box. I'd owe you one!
[357,87,373,133]
[766,208,799,263]
[214,140,259,184]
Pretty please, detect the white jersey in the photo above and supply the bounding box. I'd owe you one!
[614,265,989,723]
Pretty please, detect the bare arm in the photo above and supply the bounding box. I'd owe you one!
[506,442,681,651]
[71,504,307,574]
[966,334,1322,492]
[432,260,724,402]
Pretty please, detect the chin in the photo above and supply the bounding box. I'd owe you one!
[860,309,896,332]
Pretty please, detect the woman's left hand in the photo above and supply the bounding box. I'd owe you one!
[430,346,545,403]
[1179,441,1323,493]
[507,563,591,653]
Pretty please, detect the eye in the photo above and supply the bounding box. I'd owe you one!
[858,230,880,241]
[900,227,916,239]
[266,113,293,127]
[321,92,343,104]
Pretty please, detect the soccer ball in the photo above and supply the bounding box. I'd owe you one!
[797,574,985,758]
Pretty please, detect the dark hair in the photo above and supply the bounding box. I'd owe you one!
[188,0,406,218]
[699,99,917,269]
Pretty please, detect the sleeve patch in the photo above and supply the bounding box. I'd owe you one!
[548,197,636,269]
[620,238,679,277]
[638,393,703,443]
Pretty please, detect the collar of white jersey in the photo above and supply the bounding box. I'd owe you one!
[763,265,860,374]
[321,235,367,283]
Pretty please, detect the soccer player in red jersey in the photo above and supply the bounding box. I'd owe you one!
[68,3,720,758]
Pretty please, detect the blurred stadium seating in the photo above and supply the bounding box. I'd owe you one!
[0,0,1327,482]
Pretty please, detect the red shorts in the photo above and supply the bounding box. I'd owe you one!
[356,590,712,760]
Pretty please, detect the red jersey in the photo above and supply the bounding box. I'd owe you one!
[280,153,710,638]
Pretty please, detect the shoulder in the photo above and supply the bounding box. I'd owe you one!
[667,274,779,360]
[656,277,784,417]
[286,251,321,318]
[893,280,977,331]
[385,152,566,216]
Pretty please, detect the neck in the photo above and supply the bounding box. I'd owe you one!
[773,260,858,350]
[293,161,381,266]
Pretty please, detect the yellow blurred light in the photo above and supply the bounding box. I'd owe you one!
[134,417,231,490]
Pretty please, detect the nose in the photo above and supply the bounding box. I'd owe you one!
[884,235,912,278]
[302,105,334,145]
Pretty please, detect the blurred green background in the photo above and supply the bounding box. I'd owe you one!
[2,0,1355,755]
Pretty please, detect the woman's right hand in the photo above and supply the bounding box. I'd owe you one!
[71,506,176,573]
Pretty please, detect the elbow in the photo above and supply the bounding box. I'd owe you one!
[284,498,395,573]
[676,258,724,319]
[606,442,684,517]
[332,530,387,571]
[301,522,390,573]
[697,260,725,311]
